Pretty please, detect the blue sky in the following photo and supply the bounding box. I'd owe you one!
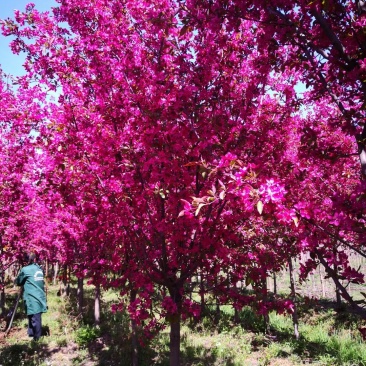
[0,1,57,76]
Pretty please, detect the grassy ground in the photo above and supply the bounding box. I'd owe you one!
[0,284,365,366]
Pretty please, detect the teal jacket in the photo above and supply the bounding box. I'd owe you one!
[16,263,47,315]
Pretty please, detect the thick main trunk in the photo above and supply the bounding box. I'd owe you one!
[169,315,181,366]
[168,285,183,366]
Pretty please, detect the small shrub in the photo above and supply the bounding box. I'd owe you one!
[75,324,101,346]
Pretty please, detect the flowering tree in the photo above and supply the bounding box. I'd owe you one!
[182,0,366,313]
[0,69,52,313]
[1,1,365,364]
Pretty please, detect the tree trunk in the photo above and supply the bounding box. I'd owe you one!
[288,258,300,340]
[319,266,326,298]
[168,285,182,366]
[234,307,240,324]
[0,273,5,316]
[169,315,181,366]
[66,266,71,296]
[45,259,49,280]
[94,284,101,325]
[130,288,138,366]
[199,274,205,318]
[262,277,270,335]
[215,297,220,324]
[273,272,277,295]
[60,265,70,297]
[77,277,84,315]
[53,262,59,285]
[333,248,342,308]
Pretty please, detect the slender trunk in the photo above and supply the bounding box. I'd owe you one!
[0,272,5,316]
[44,260,49,301]
[273,272,277,295]
[262,277,270,335]
[61,265,70,297]
[169,314,181,366]
[333,249,342,308]
[45,259,49,281]
[0,287,5,316]
[214,275,220,324]
[66,266,71,296]
[77,277,84,315]
[288,258,300,340]
[53,262,59,285]
[12,265,18,288]
[130,288,138,366]
[234,307,240,324]
[94,284,101,325]
[311,273,315,297]
[319,266,326,298]
[215,296,220,324]
[336,286,342,309]
[200,274,205,318]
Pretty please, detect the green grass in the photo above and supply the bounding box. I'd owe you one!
[267,311,366,366]
[1,284,365,366]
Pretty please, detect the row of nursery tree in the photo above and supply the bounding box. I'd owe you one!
[0,0,366,364]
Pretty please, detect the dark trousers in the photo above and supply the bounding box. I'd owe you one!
[28,313,42,340]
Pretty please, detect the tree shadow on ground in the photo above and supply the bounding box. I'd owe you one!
[72,312,229,366]
[67,288,232,366]
[0,338,62,366]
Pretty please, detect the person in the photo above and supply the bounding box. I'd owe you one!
[16,252,47,341]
